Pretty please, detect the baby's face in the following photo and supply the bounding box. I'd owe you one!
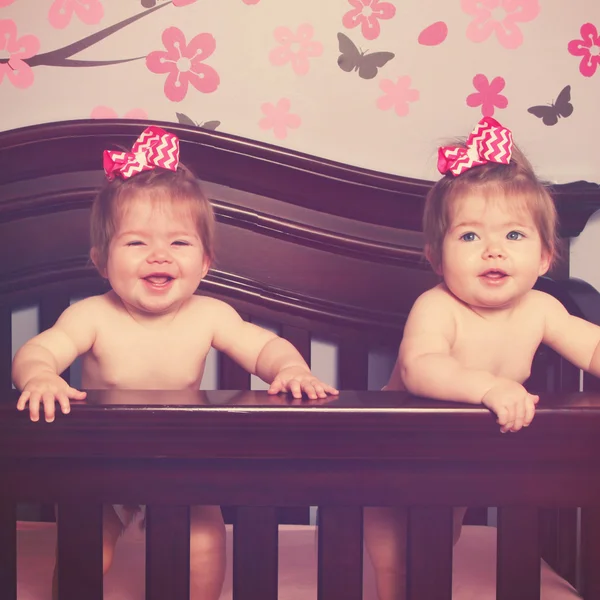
[104,197,209,319]
[440,193,550,311]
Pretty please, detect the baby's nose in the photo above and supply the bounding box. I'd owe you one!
[147,246,172,262]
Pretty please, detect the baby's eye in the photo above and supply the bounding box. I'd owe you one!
[172,240,191,246]
[126,241,144,246]
[460,232,478,242]
[506,231,524,241]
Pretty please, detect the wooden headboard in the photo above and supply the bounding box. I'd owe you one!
[1,119,600,393]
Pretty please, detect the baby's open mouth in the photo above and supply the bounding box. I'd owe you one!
[480,270,507,279]
[144,275,173,285]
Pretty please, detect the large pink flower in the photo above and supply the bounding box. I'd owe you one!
[377,76,419,117]
[0,20,40,89]
[269,24,323,76]
[259,98,301,140]
[48,0,104,30]
[568,23,600,78]
[146,28,220,103]
[466,74,507,117]
[342,0,396,41]
[461,0,539,49]
[91,106,149,120]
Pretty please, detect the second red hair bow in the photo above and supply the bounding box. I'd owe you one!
[103,126,180,181]
[437,117,513,177]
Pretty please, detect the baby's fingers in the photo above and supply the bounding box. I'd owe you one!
[523,395,537,427]
[16,390,31,412]
[267,379,284,395]
[42,392,58,423]
[68,387,87,401]
[56,393,72,416]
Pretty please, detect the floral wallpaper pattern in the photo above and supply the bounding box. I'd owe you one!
[0,0,598,185]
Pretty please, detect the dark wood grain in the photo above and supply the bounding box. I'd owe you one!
[497,507,540,600]
[56,502,103,600]
[233,507,278,600]
[146,505,191,600]
[0,498,16,600]
[318,506,363,600]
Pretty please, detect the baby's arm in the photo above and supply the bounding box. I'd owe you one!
[541,292,600,375]
[13,300,96,422]
[398,291,537,432]
[209,300,338,399]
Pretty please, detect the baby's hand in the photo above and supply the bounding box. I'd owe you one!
[16,374,87,423]
[268,366,339,400]
[481,380,538,433]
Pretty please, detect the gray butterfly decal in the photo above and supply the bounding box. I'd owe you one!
[176,112,220,130]
[527,85,573,126]
[337,32,395,80]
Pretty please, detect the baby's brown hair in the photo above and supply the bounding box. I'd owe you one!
[90,165,215,273]
[423,143,558,273]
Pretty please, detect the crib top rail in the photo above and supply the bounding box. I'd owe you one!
[2,390,600,510]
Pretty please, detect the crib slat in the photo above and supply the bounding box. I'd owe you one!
[581,506,600,598]
[39,292,71,384]
[463,506,487,525]
[233,507,278,600]
[0,498,16,600]
[407,507,453,600]
[279,325,311,525]
[56,502,103,600]
[539,507,577,587]
[317,506,363,600]
[146,505,191,600]
[338,342,368,389]
[0,306,11,393]
[497,507,540,600]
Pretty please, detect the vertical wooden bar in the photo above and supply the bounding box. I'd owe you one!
[56,502,103,600]
[318,506,363,600]
[556,508,578,588]
[407,507,453,600]
[146,505,191,600]
[0,306,11,394]
[233,507,278,600]
[0,498,16,600]
[581,507,600,599]
[39,293,71,384]
[463,506,487,525]
[338,341,368,390]
[497,507,540,600]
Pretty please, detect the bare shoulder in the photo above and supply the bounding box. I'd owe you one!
[410,284,459,317]
[185,295,242,321]
[56,293,112,325]
[523,289,567,316]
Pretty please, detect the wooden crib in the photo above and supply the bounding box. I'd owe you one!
[2,120,600,600]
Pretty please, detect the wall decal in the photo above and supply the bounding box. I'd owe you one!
[377,75,419,116]
[0,19,40,89]
[176,112,220,130]
[259,98,301,140]
[337,32,394,80]
[146,28,219,102]
[342,0,396,41]
[91,106,148,119]
[462,0,540,49]
[418,21,448,46]
[466,74,508,117]
[527,85,573,126]
[48,0,104,30]
[568,23,600,78]
[269,24,323,76]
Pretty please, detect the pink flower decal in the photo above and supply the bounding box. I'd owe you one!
[568,23,600,78]
[259,98,301,140]
[0,20,40,89]
[466,74,508,117]
[269,24,323,76]
[461,0,539,49]
[173,0,198,5]
[377,76,419,117]
[146,28,220,103]
[342,0,396,41]
[0,0,17,6]
[91,106,149,120]
[243,0,261,3]
[48,0,104,30]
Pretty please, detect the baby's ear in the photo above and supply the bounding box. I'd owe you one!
[90,248,107,278]
[424,244,443,275]
[538,249,552,277]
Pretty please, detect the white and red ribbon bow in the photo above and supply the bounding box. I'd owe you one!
[103,126,180,181]
[437,117,513,177]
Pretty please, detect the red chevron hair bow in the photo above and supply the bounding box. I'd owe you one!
[437,117,513,177]
[103,126,180,181]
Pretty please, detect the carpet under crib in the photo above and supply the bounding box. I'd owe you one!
[16,521,580,599]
